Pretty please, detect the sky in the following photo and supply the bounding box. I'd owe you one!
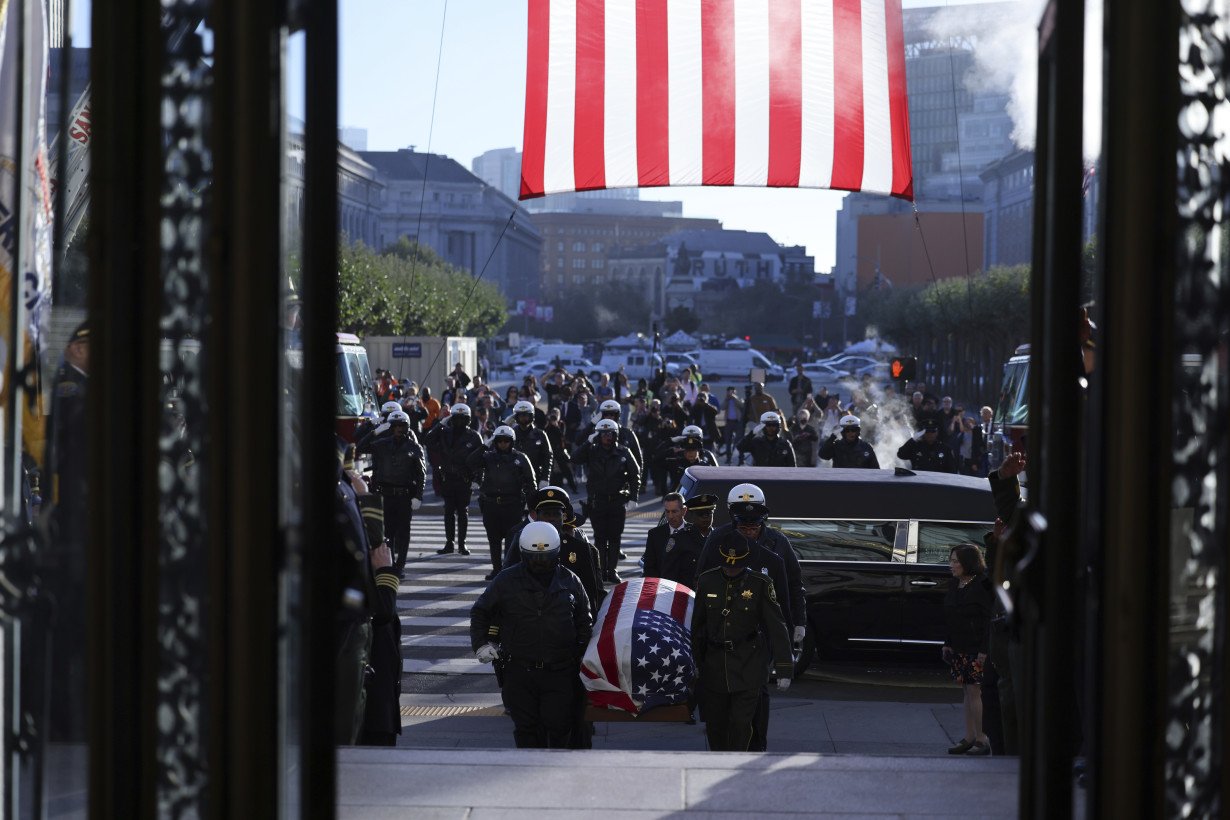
[332,0,1021,273]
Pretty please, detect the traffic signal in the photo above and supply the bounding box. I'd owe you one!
[889,356,917,381]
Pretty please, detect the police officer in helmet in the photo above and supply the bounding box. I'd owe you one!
[356,410,426,573]
[467,425,537,580]
[512,400,554,490]
[737,411,797,467]
[425,403,484,555]
[573,418,641,583]
[470,521,592,748]
[658,424,719,493]
[896,419,958,473]
[578,398,644,472]
[819,414,881,468]
[504,487,604,617]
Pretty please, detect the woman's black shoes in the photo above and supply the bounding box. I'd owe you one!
[947,739,974,754]
[965,741,992,756]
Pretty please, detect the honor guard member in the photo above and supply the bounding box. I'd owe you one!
[500,484,589,566]
[691,537,794,752]
[737,412,797,467]
[819,415,881,468]
[642,492,706,587]
[658,424,719,493]
[356,410,425,573]
[467,425,537,580]
[573,418,641,583]
[505,488,605,618]
[425,403,484,555]
[512,400,554,489]
[470,522,592,748]
[896,419,958,473]
[685,492,719,539]
[697,483,807,751]
[352,488,404,746]
[577,399,644,470]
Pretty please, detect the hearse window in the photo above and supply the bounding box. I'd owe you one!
[915,522,993,564]
[773,520,897,562]
[678,472,697,498]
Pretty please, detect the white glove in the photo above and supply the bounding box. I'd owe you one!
[776,677,792,692]
[471,481,482,491]
[588,431,599,444]
[411,498,422,511]
[538,481,548,490]
[374,422,390,435]
[793,626,806,645]
[625,500,637,511]
[475,643,500,663]
[753,424,764,436]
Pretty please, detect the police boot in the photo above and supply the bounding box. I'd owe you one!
[457,516,471,555]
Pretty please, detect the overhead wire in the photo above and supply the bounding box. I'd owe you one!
[403,0,451,342]
[945,3,976,321]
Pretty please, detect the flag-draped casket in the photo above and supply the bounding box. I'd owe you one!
[581,578,696,715]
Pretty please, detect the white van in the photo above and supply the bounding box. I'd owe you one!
[599,350,664,382]
[510,343,584,368]
[690,348,785,382]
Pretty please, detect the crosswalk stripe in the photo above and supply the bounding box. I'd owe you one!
[397,513,657,676]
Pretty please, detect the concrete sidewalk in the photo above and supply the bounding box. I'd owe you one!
[338,747,1018,818]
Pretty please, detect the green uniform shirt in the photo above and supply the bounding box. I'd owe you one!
[690,567,794,693]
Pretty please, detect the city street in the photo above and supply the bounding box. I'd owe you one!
[395,512,965,755]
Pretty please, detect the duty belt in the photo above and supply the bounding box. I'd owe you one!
[481,494,522,506]
[591,493,625,504]
[503,655,576,671]
[375,484,415,496]
[708,632,758,651]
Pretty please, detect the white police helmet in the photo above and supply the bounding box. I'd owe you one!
[838,415,861,432]
[519,520,561,556]
[727,483,766,506]
[595,418,620,433]
[387,410,411,426]
[760,411,782,426]
[681,424,703,438]
[727,482,769,524]
[513,400,535,415]
[381,401,401,415]
[599,399,621,414]
[449,403,472,417]
[493,425,516,441]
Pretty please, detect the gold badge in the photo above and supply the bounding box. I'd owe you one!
[741,589,753,600]
[547,490,555,497]
[568,552,577,564]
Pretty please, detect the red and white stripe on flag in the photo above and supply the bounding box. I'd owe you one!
[521,0,913,201]
[581,577,695,715]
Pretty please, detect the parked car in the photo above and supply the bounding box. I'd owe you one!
[800,362,852,383]
[816,353,881,372]
[689,347,785,382]
[676,466,996,674]
[663,352,699,375]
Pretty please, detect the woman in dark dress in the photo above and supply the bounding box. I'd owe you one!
[942,543,994,756]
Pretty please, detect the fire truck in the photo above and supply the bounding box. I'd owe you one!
[991,343,1030,469]
[335,332,376,442]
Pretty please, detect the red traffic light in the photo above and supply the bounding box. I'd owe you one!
[889,356,916,381]
[743,335,751,341]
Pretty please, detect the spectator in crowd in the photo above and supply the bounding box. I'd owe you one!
[789,364,813,414]
[719,386,744,465]
[951,415,986,476]
[420,386,442,430]
[744,382,779,427]
[451,361,472,390]
[942,543,994,757]
[790,409,820,467]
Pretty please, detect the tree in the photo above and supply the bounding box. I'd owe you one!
[663,306,700,335]
[514,282,652,342]
[337,239,508,338]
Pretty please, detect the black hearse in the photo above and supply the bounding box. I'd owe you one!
[677,466,996,672]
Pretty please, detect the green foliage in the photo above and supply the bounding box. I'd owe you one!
[337,239,508,338]
[858,265,1031,402]
[663,306,700,335]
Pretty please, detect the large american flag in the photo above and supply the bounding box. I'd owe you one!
[581,577,696,715]
[521,0,913,201]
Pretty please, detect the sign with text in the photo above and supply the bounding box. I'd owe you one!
[392,342,422,359]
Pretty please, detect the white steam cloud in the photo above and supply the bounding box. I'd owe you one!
[925,0,1103,160]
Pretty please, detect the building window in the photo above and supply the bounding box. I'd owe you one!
[557,257,564,269]
[591,242,603,252]
[557,241,564,251]
[572,258,586,269]
[591,259,604,269]
[573,241,585,252]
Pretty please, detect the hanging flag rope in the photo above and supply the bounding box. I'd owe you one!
[520,0,913,201]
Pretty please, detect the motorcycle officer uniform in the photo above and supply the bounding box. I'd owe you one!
[819,415,881,468]
[512,400,554,491]
[737,412,797,467]
[425,403,485,555]
[356,410,425,573]
[467,426,537,580]
[573,419,641,583]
